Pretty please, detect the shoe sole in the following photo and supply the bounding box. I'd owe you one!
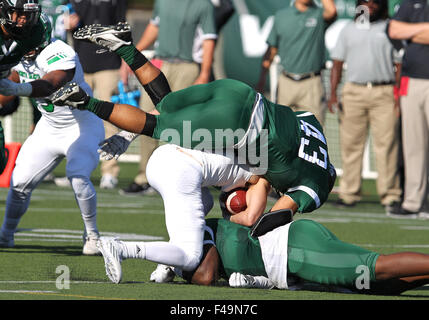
[74,22,130,39]
[97,238,122,284]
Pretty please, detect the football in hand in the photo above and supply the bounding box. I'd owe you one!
[222,188,247,214]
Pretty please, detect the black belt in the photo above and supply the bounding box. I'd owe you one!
[351,81,395,88]
[282,71,321,81]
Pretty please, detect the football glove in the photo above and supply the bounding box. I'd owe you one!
[150,264,176,283]
[98,130,139,160]
[228,272,274,289]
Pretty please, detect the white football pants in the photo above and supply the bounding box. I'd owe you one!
[1,116,104,240]
[121,145,214,271]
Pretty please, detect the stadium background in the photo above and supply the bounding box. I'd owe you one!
[3,0,403,180]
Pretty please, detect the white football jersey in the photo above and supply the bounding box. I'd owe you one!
[13,39,96,128]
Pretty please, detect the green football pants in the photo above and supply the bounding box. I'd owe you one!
[287,219,379,289]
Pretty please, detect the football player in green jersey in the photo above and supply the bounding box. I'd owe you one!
[49,22,337,217]
[0,0,52,174]
[182,217,429,295]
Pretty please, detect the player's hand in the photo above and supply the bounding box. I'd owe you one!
[97,130,139,160]
[229,272,255,288]
[229,272,275,289]
[150,264,175,283]
[0,79,32,97]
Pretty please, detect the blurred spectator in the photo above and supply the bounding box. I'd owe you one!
[40,0,71,42]
[257,0,337,125]
[120,0,217,196]
[193,0,235,81]
[66,0,128,189]
[388,0,429,218]
[328,0,402,212]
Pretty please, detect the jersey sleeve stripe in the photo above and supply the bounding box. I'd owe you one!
[286,185,321,208]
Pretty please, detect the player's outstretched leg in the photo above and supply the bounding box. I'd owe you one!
[73,22,171,106]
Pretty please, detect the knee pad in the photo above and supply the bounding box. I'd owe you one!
[69,176,96,200]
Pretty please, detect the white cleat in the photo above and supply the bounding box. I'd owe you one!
[97,237,123,284]
[0,231,14,248]
[150,264,175,283]
[82,233,101,256]
[73,22,132,51]
[48,82,90,110]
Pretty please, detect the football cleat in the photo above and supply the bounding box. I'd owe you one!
[48,82,90,110]
[0,230,14,248]
[73,22,132,52]
[82,233,101,256]
[97,237,123,284]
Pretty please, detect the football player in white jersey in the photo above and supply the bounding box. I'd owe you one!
[97,143,270,283]
[0,35,105,255]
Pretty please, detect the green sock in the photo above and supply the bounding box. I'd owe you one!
[115,45,149,71]
[85,97,115,120]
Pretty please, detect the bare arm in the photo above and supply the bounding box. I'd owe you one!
[327,59,344,113]
[321,0,337,22]
[135,22,159,52]
[411,30,429,44]
[256,46,278,92]
[194,39,215,85]
[30,69,75,98]
[270,195,298,214]
[389,20,429,41]
[230,178,271,227]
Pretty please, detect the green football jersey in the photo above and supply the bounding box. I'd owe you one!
[205,218,267,279]
[262,100,334,213]
[153,79,334,213]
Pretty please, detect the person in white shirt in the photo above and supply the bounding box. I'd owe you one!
[0,37,105,255]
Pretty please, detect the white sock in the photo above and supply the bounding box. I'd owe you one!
[71,176,99,236]
[119,241,199,271]
[119,241,146,259]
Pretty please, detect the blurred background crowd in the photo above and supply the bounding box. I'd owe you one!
[6,0,429,220]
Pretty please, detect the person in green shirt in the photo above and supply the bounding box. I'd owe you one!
[256,0,337,125]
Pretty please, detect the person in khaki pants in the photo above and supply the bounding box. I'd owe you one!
[328,0,402,212]
[257,0,337,126]
[388,0,429,219]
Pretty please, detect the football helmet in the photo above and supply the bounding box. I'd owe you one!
[0,0,41,38]
[23,12,51,60]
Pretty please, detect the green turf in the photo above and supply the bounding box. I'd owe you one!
[0,160,428,302]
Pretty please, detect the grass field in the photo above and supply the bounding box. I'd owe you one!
[0,160,429,304]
